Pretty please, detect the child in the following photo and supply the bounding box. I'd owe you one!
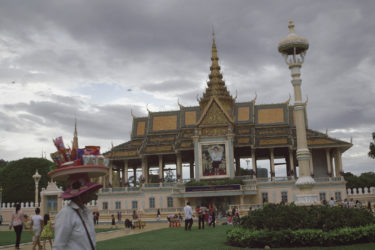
[41,214,53,249]
[30,208,43,250]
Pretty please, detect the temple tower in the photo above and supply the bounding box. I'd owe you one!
[199,32,235,117]
[278,20,317,203]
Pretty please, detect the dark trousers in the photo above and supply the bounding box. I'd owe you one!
[185,218,193,230]
[209,217,216,228]
[198,215,205,229]
[13,225,23,248]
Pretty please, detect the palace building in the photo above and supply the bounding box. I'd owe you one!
[97,22,352,215]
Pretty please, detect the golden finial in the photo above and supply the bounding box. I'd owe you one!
[285,93,291,104]
[178,98,185,109]
[303,95,309,105]
[251,92,257,103]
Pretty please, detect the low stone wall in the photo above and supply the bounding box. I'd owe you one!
[0,202,37,224]
[347,187,375,207]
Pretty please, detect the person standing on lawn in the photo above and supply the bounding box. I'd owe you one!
[9,203,24,249]
[184,201,193,231]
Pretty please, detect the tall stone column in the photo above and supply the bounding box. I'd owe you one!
[278,20,317,204]
[133,167,137,187]
[334,149,343,177]
[141,156,148,183]
[325,149,332,177]
[123,160,129,185]
[109,164,113,187]
[251,148,257,174]
[176,152,182,181]
[158,155,163,181]
[288,148,295,177]
[193,130,200,180]
[270,148,275,180]
[227,128,235,178]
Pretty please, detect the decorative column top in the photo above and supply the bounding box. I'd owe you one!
[278,19,309,56]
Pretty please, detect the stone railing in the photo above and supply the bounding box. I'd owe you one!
[1,201,37,208]
[0,201,38,224]
[347,187,375,195]
[62,200,98,207]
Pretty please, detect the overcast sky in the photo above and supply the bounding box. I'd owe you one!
[0,0,374,175]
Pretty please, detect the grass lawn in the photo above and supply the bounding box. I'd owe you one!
[0,228,118,246]
[0,230,33,246]
[96,225,375,250]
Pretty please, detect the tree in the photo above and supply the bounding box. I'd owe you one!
[343,172,375,189]
[369,132,375,159]
[0,157,55,203]
[0,159,7,169]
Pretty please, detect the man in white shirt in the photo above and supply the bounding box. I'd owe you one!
[53,173,101,250]
[328,197,336,207]
[184,201,193,231]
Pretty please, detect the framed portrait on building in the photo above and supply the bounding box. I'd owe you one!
[199,141,230,179]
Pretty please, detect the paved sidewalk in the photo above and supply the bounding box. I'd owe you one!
[0,222,170,250]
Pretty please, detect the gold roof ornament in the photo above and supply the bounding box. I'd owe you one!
[199,30,235,118]
[131,109,137,119]
[278,19,309,56]
[250,92,257,103]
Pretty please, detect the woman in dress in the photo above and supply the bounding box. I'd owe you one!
[41,214,53,249]
[9,203,24,249]
[30,207,44,250]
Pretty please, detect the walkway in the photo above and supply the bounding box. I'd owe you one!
[0,222,170,250]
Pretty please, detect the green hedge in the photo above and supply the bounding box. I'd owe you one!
[184,178,243,186]
[226,224,375,248]
[241,203,375,231]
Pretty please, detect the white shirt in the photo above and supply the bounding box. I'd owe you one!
[53,201,95,250]
[31,214,43,229]
[328,199,335,207]
[184,205,193,220]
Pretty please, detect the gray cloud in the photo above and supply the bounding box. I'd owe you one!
[0,0,374,174]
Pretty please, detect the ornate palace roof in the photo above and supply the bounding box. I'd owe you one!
[104,35,352,160]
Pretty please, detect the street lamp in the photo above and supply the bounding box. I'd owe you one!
[32,170,41,207]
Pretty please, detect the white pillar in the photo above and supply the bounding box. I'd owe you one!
[270,148,275,180]
[326,149,332,176]
[251,149,257,174]
[158,155,163,181]
[176,152,182,181]
[289,148,295,177]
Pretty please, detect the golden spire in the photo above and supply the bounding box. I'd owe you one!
[199,30,234,116]
[72,118,79,150]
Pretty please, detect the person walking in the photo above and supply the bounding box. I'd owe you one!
[209,210,216,228]
[31,207,44,250]
[41,214,54,250]
[9,203,24,249]
[157,209,161,221]
[198,205,207,229]
[111,214,116,228]
[184,201,193,231]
